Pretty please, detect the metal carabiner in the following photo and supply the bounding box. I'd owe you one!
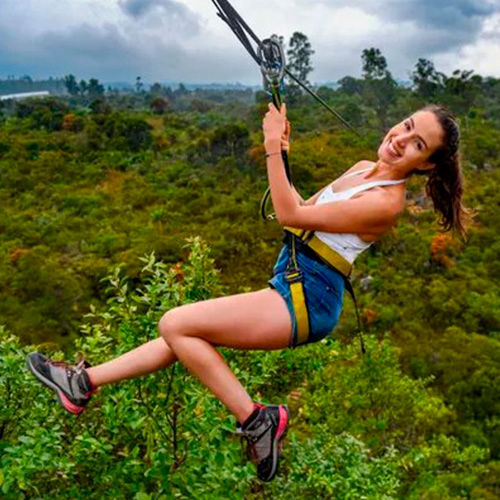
[258,34,286,97]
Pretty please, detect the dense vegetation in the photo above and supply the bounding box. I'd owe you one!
[0,48,499,498]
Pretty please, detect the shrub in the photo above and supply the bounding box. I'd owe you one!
[15,97,69,131]
[1,240,493,498]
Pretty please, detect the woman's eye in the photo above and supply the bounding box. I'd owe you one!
[404,121,410,131]
[416,141,423,151]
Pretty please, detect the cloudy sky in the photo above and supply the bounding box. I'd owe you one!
[1,0,499,84]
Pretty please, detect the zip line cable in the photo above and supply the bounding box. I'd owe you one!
[283,69,359,133]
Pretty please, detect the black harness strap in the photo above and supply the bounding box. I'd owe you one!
[343,278,366,355]
[212,1,261,64]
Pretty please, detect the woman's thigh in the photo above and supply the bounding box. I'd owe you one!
[159,288,292,350]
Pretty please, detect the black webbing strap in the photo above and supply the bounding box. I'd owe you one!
[343,278,366,355]
[211,0,261,64]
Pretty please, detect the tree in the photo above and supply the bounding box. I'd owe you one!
[64,74,79,96]
[362,47,389,80]
[89,98,112,115]
[118,116,153,151]
[286,32,315,101]
[361,47,396,131]
[189,99,212,113]
[443,69,482,115]
[79,79,88,96]
[150,82,163,95]
[210,123,250,159]
[15,97,68,131]
[411,58,444,100]
[338,76,363,95]
[135,76,144,94]
[150,97,170,114]
[87,78,105,98]
[174,83,189,98]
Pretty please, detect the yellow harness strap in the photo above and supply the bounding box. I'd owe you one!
[288,272,310,346]
[283,227,352,276]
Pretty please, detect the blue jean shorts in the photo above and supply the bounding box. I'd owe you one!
[268,244,344,348]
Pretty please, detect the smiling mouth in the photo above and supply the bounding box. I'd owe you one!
[387,138,402,158]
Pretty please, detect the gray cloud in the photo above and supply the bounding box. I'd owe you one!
[357,0,496,27]
[0,0,207,81]
[0,23,139,80]
[0,0,498,83]
[118,0,201,35]
[120,0,165,18]
[482,12,500,41]
[363,0,496,56]
[301,0,499,80]
[306,0,497,68]
[0,17,256,83]
[313,0,496,31]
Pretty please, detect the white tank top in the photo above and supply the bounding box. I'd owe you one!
[314,167,405,264]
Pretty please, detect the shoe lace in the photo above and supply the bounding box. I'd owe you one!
[45,359,68,367]
[75,359,88,372]
[236,417,273,464]
[234,427,257,463]
[45,359,73,378]
[44,358,92,393]
[45,358,87,370]
[245,440,259,463]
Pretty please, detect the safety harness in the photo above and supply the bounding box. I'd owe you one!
[212,0,365,354]
[282,227,365,353]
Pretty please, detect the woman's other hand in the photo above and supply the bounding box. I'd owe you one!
[263,103,287,154]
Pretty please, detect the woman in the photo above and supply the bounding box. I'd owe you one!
[26,103,466,482]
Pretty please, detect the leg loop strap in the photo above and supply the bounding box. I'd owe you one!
[285,236,310,346]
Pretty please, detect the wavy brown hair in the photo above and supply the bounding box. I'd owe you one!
[416,104,470,239]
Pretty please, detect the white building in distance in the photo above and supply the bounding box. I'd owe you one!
[0,91,50,101]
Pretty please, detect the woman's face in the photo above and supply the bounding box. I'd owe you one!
[377,110,444,172]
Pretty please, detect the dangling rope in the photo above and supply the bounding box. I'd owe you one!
[211,0,358,220]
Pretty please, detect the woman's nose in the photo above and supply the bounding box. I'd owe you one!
[394,134,408,148]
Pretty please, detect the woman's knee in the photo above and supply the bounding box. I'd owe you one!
[158,306,189,343]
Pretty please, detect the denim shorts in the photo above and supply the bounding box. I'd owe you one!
[268,243,344,348]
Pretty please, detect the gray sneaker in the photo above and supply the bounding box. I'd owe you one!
[26,352,97,414]
[237,403,289,482]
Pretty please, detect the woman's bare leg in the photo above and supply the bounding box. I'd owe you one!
[86,337,177,387]
[85,287,292,424]
[159,288,292,424]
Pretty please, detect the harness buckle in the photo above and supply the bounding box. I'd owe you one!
[285,269,303,284]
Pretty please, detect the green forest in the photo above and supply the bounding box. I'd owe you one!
[0,46,499,498]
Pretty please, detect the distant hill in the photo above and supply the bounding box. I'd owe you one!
[0,77,66,96]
